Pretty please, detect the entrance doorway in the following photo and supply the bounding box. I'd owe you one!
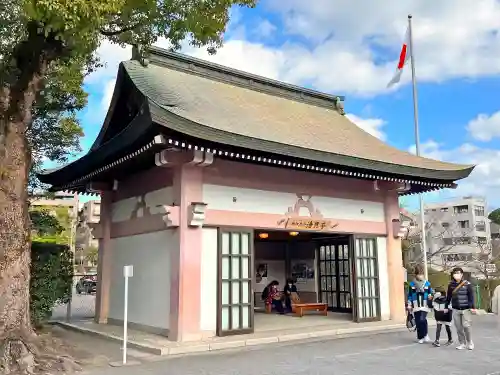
[316,237,352,312]
[216,228,382,337]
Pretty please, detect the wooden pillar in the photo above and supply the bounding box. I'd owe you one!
[94,190,113,324]
[169,165,204,341]
[384,190,406,322]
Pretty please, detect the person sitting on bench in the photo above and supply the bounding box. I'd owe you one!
[262,280,284,314]
[283,278,299,313]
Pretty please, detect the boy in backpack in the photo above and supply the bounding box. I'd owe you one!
[432,289,453,347]
[407,264,433,343]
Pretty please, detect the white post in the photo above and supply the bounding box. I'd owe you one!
[408,14,428,279]
[122,265,133,365]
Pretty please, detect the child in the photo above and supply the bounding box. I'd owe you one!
[432,290,453,347]
[407,265,433,343]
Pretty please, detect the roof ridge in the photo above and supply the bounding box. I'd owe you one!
[143,45,346,113]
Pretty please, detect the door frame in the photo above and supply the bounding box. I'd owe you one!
[216,227,255,337]
[350,235,381,323]
[315,237,352,313]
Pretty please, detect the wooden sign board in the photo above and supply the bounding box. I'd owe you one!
[284,218,337,231]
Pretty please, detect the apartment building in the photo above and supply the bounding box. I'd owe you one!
[75,200,101,272]
[423,196,491,276]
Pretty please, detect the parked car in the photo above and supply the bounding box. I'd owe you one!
[75,275,97,294]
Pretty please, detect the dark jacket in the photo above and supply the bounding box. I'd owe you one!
[433,295,452,322]
[284,284,298,297]
[445,279,475,310]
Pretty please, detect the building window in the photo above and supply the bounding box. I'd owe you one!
[442,253,473,262]
[440,207,449,212]
[458,220,470,229]
[444,237,472,245]
[442,222,450,228]
[443,238,453,246]
[454,205,469,214]
[456,237,472,245]
[474,205,485,217]
[477,236,487,244]
[475,221,486,232]
[75,258,85,265]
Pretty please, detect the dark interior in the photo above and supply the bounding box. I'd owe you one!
[254,230,353,314]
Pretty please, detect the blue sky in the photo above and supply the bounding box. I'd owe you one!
[64,0,500,209]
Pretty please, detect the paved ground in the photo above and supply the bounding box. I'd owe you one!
[81,314,500,375]
[52,293,95,321]
[50,325,152,370]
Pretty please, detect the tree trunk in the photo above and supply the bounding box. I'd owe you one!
[0,115,35,374]
[0,22,79,374]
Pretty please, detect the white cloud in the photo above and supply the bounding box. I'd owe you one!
[346,114,387,140]
[85,40,132,86]
[101,80,116,112]
[408,140,500,206]
[78,1,500,206]
[466,111,500,141]
[254,19,277,38]
[83,0,500,99]
[266,0,500,84]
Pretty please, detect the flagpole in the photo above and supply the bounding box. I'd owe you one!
[408,14,428,279]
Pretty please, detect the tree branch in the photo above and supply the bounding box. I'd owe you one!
[99,22,142,36]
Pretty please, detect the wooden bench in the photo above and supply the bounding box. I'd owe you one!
[292,303,328,317]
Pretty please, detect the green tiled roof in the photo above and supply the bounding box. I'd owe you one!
[120,48,473,182]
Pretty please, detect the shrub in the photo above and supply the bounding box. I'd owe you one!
[472,278,500,311]
[30,242,74,327]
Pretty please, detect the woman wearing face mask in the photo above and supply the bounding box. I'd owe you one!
[407,265,433,343]
[445,267,476,350]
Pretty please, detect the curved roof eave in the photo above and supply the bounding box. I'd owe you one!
[37,102,154,185]
[148,101,475,182]
[89,65,127,152]
[121,56,474,184]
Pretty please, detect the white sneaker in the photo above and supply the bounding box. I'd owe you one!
[418,339,425,344]
[456,344,466,350]
[467,341,474,350]
[424,336,432,343]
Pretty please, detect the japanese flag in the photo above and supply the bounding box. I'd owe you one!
[387,26,411,88]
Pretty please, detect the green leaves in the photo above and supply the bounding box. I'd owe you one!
[30,242,74,327]
[27,57,91,191]
[488,208,500,225]
[5,0,258,192]
[29,209,65,237]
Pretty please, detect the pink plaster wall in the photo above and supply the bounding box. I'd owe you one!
[169,165,204,341]
[108,157,390,238]
[204,159,384,202]
[204,210,386,235]
[102,153,403,337]
[113,166,173,201]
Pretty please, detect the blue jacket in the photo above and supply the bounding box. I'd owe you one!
[407,280,432,310]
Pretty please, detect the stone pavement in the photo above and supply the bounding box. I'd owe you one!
[82,315,500,375]
[57,315,425,356]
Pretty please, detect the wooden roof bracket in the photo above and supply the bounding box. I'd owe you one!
[155,149,214,167]
[334,97,345,115]
[373,180,411,193]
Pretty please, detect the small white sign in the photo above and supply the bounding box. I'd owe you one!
[123,265,134,278]
[486,264,497,273]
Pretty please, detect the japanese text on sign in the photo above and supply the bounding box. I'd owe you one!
[284,218,336,230]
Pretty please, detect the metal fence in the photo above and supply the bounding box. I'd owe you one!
[51,273,97,322]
